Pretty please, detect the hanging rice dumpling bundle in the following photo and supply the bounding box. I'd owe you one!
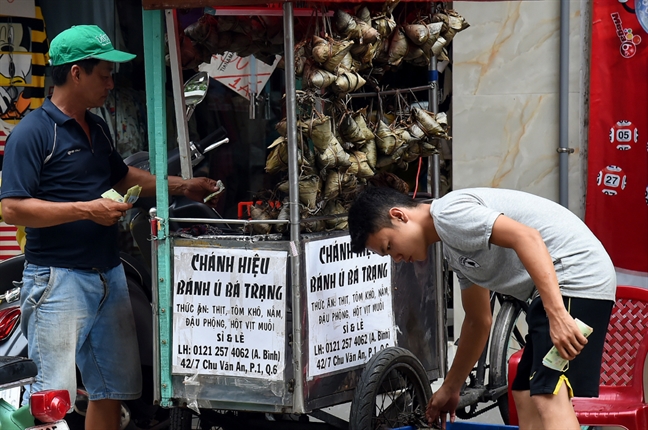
[315,136,351,171]
[353,110,375,141]
[376,154,395,169]
[302,143,316,168]
[359,138,377,169]
[323,200,348,230]
[307,116,335,153]
[357,42,381,65]
[331,71,366,94]
[311,36,331,64]
[375,120,398,155]
[350,21,381,45]
[419,139,439,157]
[404,23,430,46]
[303,61,337,90]
[334,9,357,38]
[323,170,343,201]
[413,22,442,62]
[408,51,433,68]
[298,175,321,209]
[339,114,365,144]
[431,37,450,62]
[412,107,450,139]
[292,41,308,76]
[300,208,326,233]
[339,52,355,72]
[408,122,426,140]
[274,200,290,234]
[387,27,408,66]
[322,170,359,202]
[347,151,374,178]
[394,127,417,145]
[434,9,470,38]
[250,202,274,235]
[402,141,422,163]
[356,6,371,25]
[278,174,321,209]
[403,46,426,63]
[333,9,380,45]
[390,140,409,163]
[275,118,287,137]
[373,15,397,39]
[265,137,308,174]
[323,39,355,73]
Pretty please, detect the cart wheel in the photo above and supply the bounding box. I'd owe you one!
[349,347,432,430]
[169,407,225,430]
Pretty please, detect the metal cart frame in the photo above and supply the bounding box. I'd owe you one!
[140,0,448,422]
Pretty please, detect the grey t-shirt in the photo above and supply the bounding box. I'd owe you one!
[431,188,616,301]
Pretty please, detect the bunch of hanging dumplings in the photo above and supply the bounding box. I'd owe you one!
[294,2,469,96]
[255,2,468,234]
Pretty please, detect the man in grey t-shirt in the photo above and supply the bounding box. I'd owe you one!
[349,187,616,430]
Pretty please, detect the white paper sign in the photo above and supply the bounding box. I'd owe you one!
[172,246,287,380]
[305,236,396,379]
[199,52,278,100]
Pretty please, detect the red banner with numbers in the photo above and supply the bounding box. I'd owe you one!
[585,0,648,286]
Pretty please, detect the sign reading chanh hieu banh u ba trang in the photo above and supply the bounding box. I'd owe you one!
[305,236,396,379]
[172,247,287,381]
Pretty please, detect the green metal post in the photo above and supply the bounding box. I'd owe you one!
[142,8,173,407]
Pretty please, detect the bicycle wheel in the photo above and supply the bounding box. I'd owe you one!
[349,347,432,430]
[488,299,527,424]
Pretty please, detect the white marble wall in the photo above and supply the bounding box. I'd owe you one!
[452,0,586,217]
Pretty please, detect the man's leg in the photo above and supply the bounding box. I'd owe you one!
[530,382,580,430]
[77,266,141,428]
[86,399,122,430]
[20,265,84,405]
[512,390,543,430]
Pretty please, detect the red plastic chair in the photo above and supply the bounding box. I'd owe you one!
[507,286,648,429]
[572,285,648,429]
[507,349,523,425]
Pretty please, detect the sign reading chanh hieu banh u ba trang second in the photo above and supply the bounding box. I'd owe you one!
[172,247,287,381]
[305,236,396,379]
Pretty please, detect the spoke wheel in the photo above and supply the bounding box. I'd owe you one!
[349,347,432,430]
[489,300,527,424]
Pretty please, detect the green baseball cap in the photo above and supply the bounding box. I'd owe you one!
[49,25,135,66]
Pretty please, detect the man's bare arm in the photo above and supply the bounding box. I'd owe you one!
[489,214,586,360]
[1,197,130,228]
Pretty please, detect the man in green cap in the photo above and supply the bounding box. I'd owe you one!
[0,25,222,429]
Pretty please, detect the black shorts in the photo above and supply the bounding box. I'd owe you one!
[511,295,613,397]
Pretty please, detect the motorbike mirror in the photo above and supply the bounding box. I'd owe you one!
[184,71,209,118]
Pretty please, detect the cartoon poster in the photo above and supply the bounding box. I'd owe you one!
[585,1,648,287]
[0,2,48,125]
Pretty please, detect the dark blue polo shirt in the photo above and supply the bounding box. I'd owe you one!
[0,97,129,269]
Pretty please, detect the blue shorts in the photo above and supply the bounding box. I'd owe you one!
[20,263,142,403]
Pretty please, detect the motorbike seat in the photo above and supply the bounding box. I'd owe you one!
[0,356,37,385]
